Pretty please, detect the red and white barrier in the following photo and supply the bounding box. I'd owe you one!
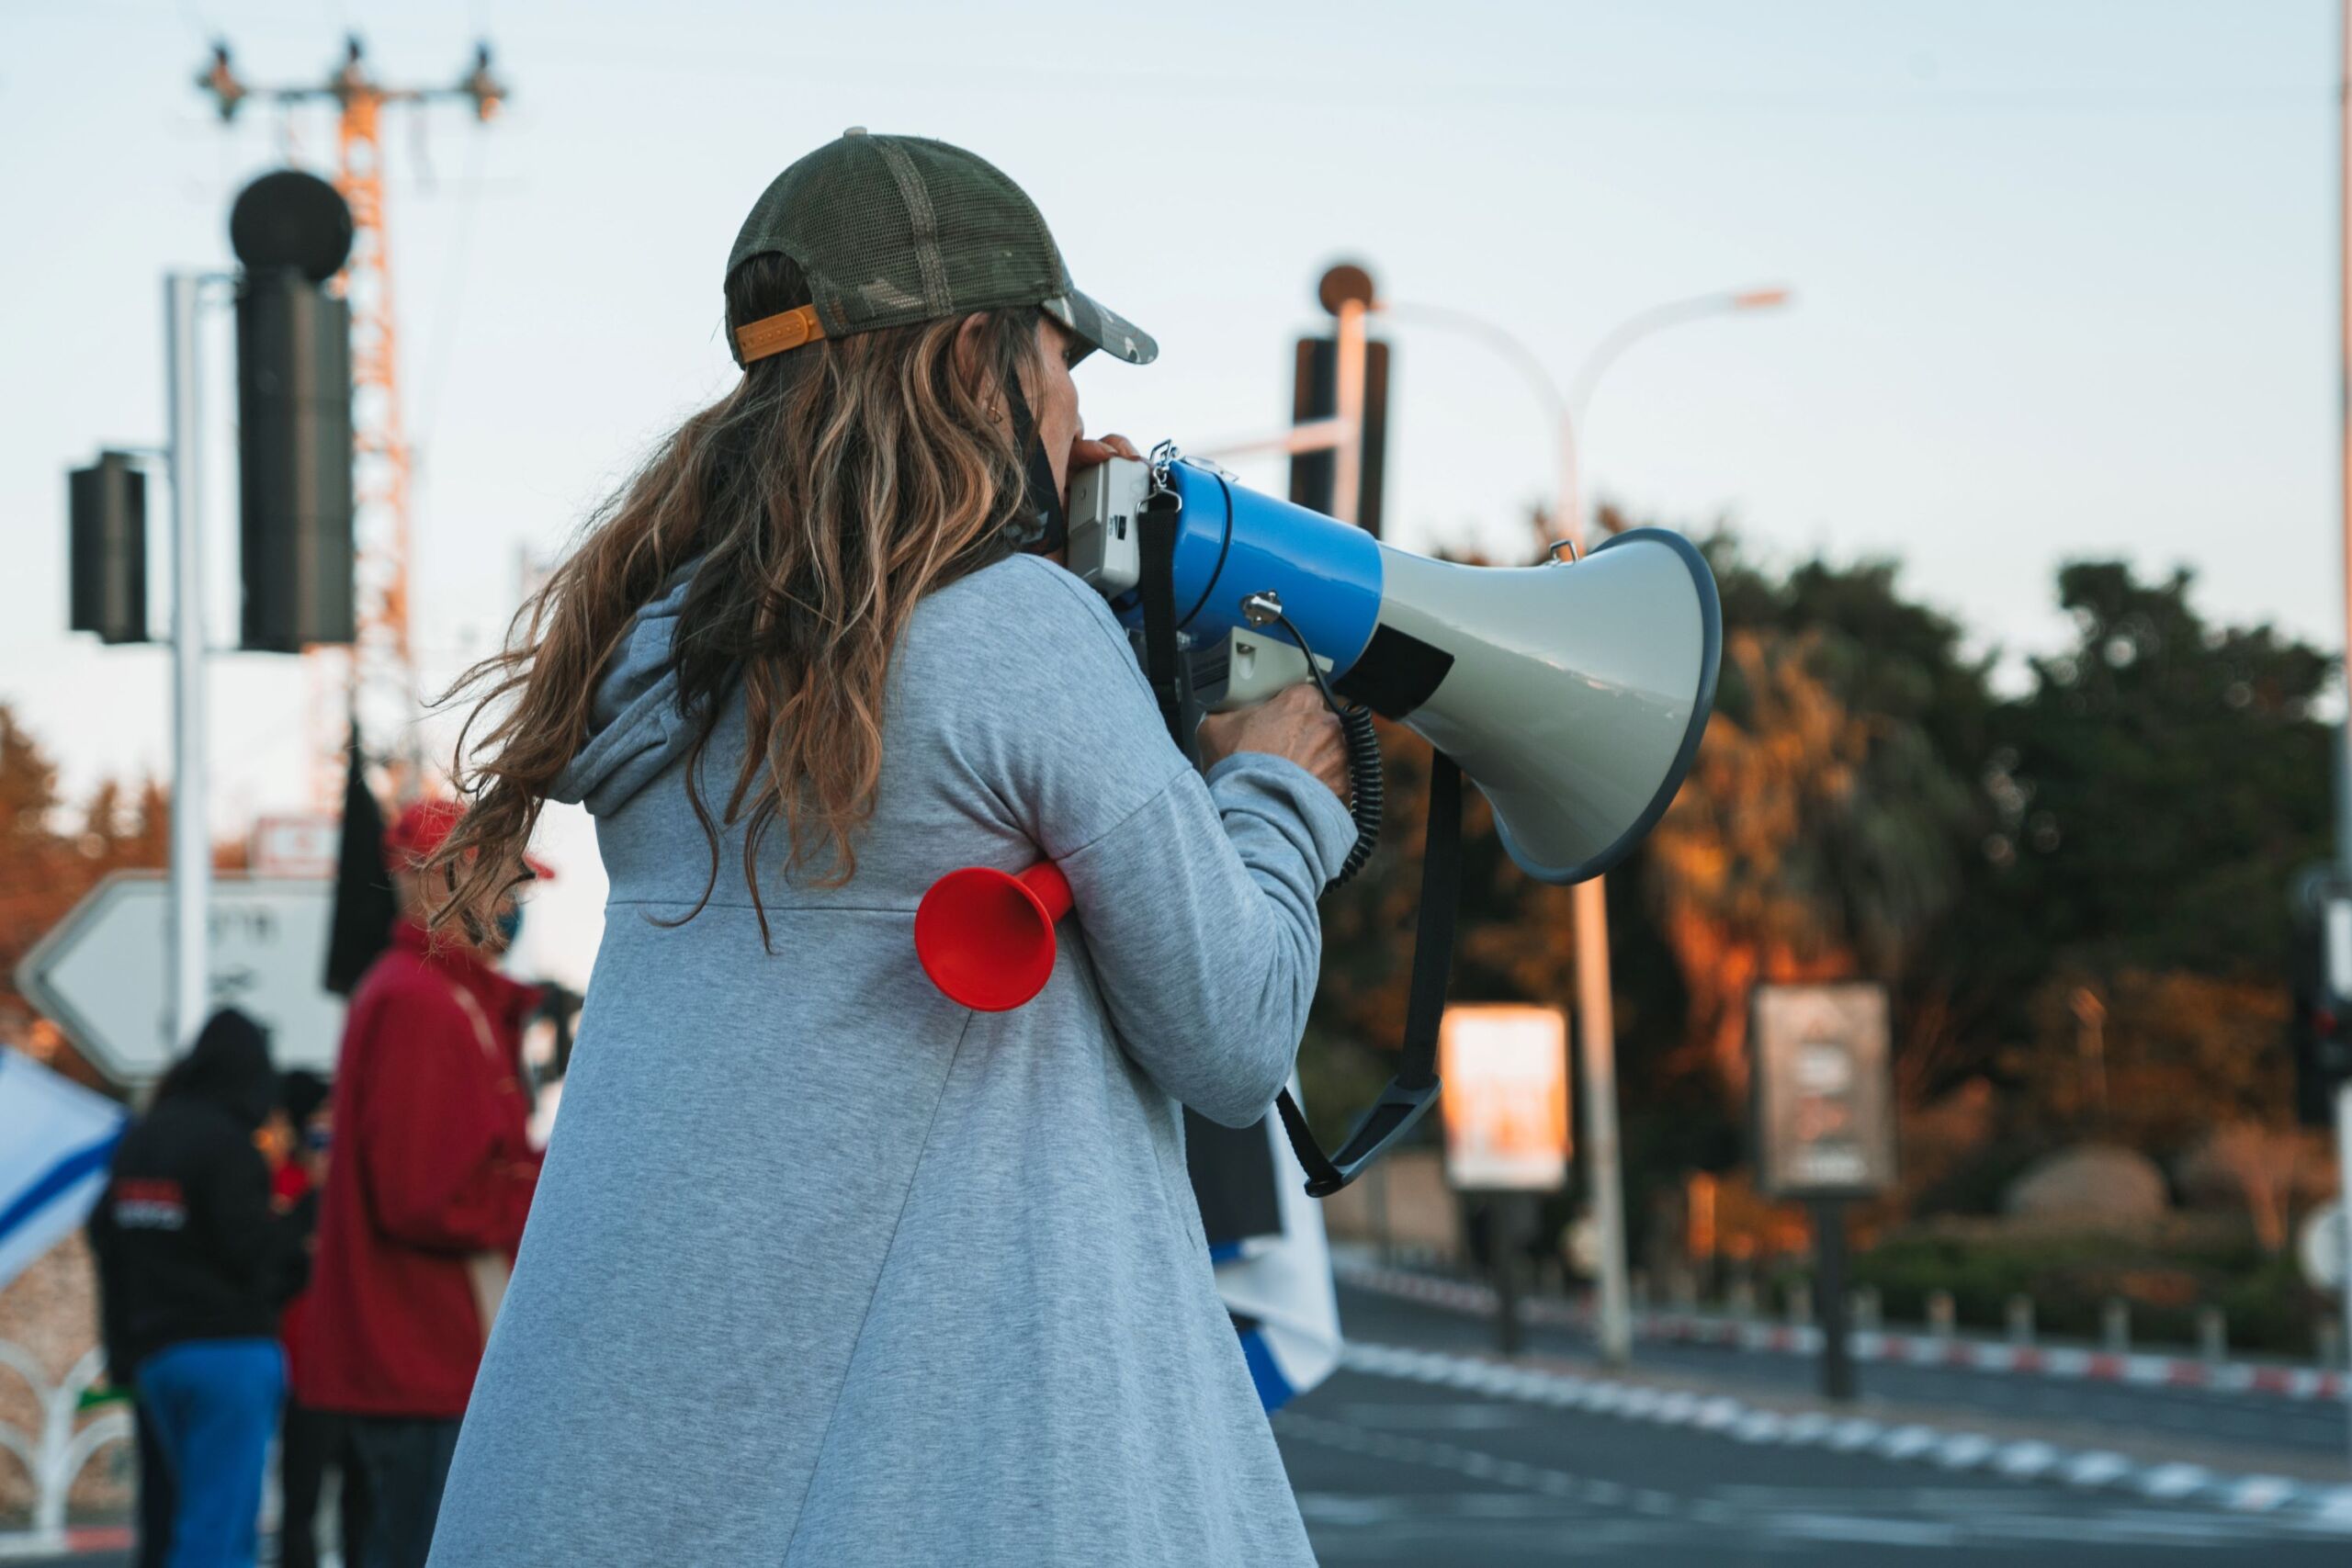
[1335,1261,2351,1403]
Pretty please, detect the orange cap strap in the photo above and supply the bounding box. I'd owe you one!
[735,303,828,364]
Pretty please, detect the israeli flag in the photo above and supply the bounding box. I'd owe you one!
[0,1049,126,1292]
[1191,1077,1342,1413]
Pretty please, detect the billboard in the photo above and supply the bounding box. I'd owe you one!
[1750,983,1896,1200]
[1439,1004,1569,1191]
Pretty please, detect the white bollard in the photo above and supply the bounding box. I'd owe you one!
[1669,1267,1699,1313]
[1786,1280,1814,1328]
[2101,1298,2131,1355]
[2196,1305,2226,1363]
[2005,1293,2034,1348]
[1927,1290,1956,1341]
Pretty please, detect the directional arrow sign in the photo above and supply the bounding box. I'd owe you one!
[17,872,347,1087]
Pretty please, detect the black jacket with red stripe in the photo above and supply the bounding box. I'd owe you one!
[88,1009,312,1373]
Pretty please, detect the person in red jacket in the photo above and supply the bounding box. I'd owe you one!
[299,800,543,1568]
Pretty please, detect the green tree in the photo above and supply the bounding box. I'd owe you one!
[1958,562,2333,1156]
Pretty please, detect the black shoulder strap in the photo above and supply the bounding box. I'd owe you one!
[1273,752,1457,1196]
[1136,490,1193,761]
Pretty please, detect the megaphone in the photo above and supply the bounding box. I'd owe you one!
[911,450,1721,1018]
[914,448,1722,1191]
[1063,452,1721,885]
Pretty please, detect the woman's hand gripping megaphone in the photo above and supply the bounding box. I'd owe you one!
[1196,685,1351,805]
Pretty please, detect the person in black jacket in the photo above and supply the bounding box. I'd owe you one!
[88,1008,313,1568]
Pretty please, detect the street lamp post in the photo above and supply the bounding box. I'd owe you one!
[1378,285,1790,1366]
[164,274,210,1057]
[2332,0,2352,1464]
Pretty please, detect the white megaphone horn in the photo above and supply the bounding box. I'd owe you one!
[1062,453,1721,884]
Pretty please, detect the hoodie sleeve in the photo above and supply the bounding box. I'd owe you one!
[963,559,1358,1127]
[350,982,541,1254]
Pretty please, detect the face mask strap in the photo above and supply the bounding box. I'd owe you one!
[1002,377,1069,557]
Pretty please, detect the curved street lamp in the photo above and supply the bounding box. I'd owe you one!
[1372,284,1792,1367]
[1378,285,1791,550]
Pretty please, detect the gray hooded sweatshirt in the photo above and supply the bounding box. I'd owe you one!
[425,553,1353,1567]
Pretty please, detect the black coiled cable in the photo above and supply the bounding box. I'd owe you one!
[1256,604,1384,888]
[1332,704,1383,886]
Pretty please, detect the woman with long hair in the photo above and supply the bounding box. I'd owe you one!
[423,132,1351,1566]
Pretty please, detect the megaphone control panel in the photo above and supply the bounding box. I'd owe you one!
[1067,457,1148,598]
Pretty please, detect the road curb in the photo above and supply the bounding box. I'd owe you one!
[1337,1260,2351,1402]
[1339,1338,2352,1531]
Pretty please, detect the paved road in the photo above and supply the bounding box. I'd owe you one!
[20,1286,2340,1568]
[1277,1366,2351,1565]
[1341,1279,2352,1467]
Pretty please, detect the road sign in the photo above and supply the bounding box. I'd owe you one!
[17,873,346,1086]
[1751,983,1897,1201]
[250,813,339,878]
[1439,1004,1569,1191]
[2301,1201,2346,1291]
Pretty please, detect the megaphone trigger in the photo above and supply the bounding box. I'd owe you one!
[1221,585,1384,887]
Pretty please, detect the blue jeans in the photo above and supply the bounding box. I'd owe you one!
[136,1339,286,1568]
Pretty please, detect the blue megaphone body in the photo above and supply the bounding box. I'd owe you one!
[1066,454,1722,886]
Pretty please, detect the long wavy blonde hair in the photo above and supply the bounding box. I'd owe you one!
[428,253,1045,941]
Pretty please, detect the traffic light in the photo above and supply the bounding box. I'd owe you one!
[231,170,356,652]
[1288,336,1391,538]
[235,268,355,650]
[67,452,148,644]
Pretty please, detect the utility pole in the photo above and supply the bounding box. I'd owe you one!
[164,276,209,1055]
[2333,0,2352,1467]
[198,36,506,801]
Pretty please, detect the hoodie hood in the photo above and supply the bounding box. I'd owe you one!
[549,561,706,818]
[153,1007,277,1128]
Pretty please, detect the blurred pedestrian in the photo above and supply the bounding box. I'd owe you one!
[86,1008,313,1568]
[300,800,543,1568]
[270,1069,369,1568]
[417,132,1347,1566]
[87,1256,174,1568]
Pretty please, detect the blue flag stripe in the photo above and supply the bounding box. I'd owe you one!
[0,1132,122,1254]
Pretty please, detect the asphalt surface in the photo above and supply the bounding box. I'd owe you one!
[18,1286,2344,1567]
[1279,1284,2352,1563]
[1275,1369,2351,1565]
[1341,1279,2352,1468]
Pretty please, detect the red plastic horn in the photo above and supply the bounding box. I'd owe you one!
[914,862,1073,1011]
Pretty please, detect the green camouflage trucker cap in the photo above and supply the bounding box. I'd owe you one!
[726,129,1157,370]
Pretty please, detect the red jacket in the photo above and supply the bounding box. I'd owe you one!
[299,920,543,1417]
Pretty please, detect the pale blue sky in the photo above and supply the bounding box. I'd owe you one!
[2,1,2342,976]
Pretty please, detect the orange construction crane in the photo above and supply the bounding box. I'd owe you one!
[198,36,505,805]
